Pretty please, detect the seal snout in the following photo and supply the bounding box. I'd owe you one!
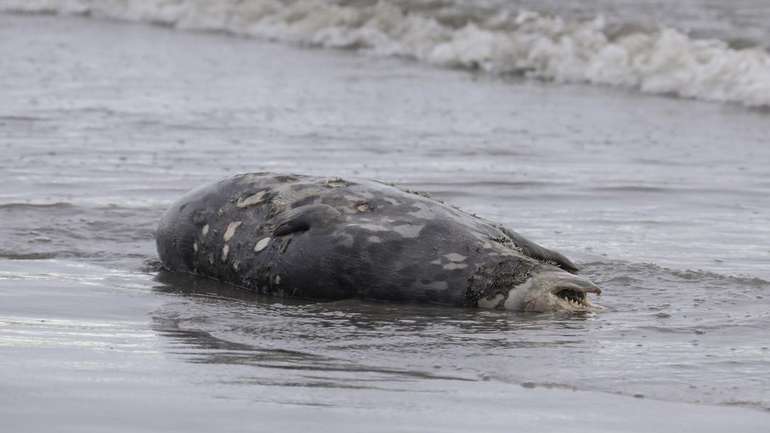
[551,275,601,296]
[515,270,602,312]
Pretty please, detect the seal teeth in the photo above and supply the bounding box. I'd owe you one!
[567,298,583,308]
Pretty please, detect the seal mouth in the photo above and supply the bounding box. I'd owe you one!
[551,280,602,311]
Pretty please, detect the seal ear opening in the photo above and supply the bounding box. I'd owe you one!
[272,204,342,237]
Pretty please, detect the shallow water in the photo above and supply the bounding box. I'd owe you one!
[473,0,770,46]
[1,12,770,431]
[4,0,770,106]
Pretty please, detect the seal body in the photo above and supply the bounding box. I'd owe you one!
[156,173,601,311]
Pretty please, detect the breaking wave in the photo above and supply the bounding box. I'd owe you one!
[3,0,770,107]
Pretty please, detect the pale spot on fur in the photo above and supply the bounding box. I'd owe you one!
[503,279,534,311]
[325,178,347,188]
[254,237,271,252]
[208,253,214,265]
[270,198,288,213]
[478,293,505,309]
[193,242,198,252]
[393,224,424,238]
[407,202,432,219]
[337,232,355,248]
[353,223,390,232]
[223,221,242,241]
[237,173,265,184]
[444,253,466,262]
[221,244,229,261]
[367,235,382,243]
[443,263,468,270]
[236,191,266,208]
[430,259,442,265]
[423,281,448,291]
[201,224,209,236]
[274,275,281,285]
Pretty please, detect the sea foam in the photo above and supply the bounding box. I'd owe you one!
[4,0,770,107]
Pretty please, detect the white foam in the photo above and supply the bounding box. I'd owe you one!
[4,0,769,107]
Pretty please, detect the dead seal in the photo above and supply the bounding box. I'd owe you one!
[156,173,602,312]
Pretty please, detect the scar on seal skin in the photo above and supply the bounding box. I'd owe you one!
[156,173,602,312]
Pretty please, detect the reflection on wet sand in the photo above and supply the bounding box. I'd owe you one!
[151,270,593,391]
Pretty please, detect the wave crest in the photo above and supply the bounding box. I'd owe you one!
[3,0,770,107]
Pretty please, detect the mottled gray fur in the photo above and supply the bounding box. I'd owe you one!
[156,173,580,307]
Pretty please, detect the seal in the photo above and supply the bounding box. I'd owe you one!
[156,173,602,312]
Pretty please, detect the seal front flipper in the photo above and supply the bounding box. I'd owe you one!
[273,204,343,236]
[498,226,579,273]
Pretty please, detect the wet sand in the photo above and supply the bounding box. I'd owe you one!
[2,261,769,433]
